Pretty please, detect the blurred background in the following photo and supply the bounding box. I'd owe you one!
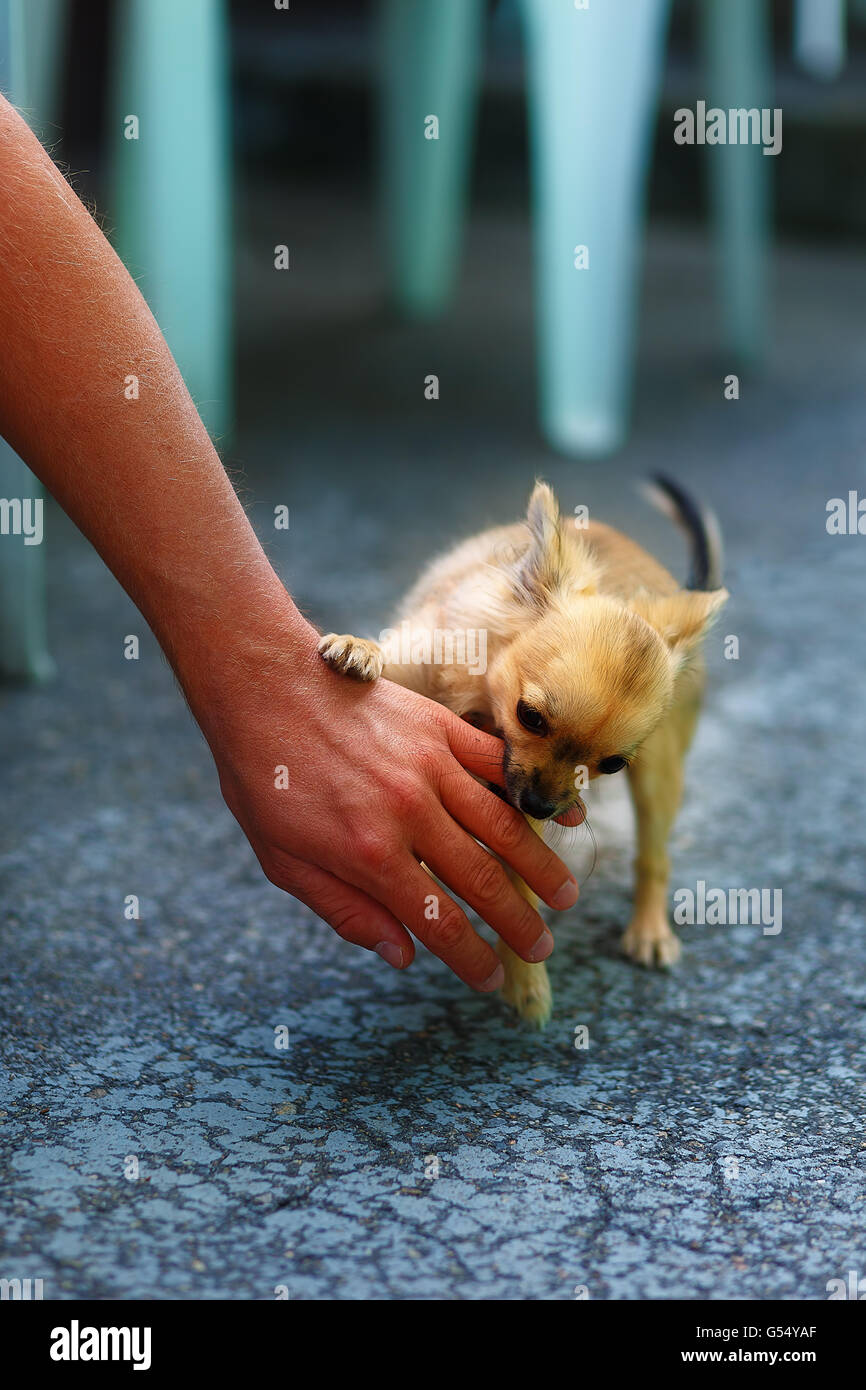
[2,0,866,672]
[2,1,866,1302]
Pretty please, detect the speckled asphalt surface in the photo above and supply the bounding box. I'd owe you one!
[2,197,865,1300]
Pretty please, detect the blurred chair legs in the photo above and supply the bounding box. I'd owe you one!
[110,0,232,442]
[379,0,485,318]
[520,0,671,456]
[0,0,64,682]
[379,0,779,456]
[379,0,675,456]
[700,0,772,368]
[794,0,847,80]
[8,0,67,129]
[0,441,54,683]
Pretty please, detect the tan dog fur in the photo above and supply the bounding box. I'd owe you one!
[318,482,727,1025]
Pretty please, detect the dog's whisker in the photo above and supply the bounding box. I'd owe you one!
[579,816,598,885]
[544,813,597,887]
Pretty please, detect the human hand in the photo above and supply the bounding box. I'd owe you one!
[190,616,581,992]
[0,97,585,993]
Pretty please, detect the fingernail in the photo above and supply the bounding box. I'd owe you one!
[527,927,554,962]
[478,963,505,993]
[551,878,579,910]
[376,941,404,969]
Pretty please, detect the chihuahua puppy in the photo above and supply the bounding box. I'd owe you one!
[318,479,727,1025]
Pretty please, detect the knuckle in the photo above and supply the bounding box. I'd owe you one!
[465,853,506,907]
[327,905,370,944]
[413,741,443,783]
[512,900,543,944]
[430,905,468,952]
[388,774,425,819]
[424,700,450,733]
[352,829,401,879]
[488,802,527,854]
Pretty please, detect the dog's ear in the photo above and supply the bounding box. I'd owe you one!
[513,481,565,607]
[629,588,729,654]
[526,480,560,549]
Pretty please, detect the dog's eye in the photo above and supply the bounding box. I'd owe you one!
[598,755,628,774]
[516,700,549,735]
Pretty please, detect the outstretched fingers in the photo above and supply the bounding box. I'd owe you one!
[439,769,581,914]
[267,853,415,969]
[419,807,554,963]
[351,844,505,992]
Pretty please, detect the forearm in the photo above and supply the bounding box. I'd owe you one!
[0,95,307,719]
[0,102,583,992]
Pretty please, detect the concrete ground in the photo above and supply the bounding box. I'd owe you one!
[1,190,865,1300]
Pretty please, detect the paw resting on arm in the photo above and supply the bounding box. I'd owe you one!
[318,633,384,683]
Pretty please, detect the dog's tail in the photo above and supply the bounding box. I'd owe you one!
[640,475,724,591]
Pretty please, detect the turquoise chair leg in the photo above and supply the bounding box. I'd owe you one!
[110,0,232,443]
[0,0,63,682]
[0,441,54,682]
[519,0,671,457]
[379,0,485,318]
[8,0,67,132]
[794,0,846,79]
[700,0,771,366]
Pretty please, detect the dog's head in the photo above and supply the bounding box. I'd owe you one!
[485,483,728,820]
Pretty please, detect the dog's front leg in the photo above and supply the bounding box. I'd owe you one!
[318,632,384,683]
[497,818,553,1028]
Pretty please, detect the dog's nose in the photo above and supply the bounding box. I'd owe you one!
[518,789,557,820]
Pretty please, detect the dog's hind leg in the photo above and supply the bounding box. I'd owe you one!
[623,671,703,967]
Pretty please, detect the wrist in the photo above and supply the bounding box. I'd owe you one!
[169,571,321,752]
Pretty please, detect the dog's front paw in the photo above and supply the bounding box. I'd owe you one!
[621,914,682,968]
[317,633,384,683]
[501,961,553,1028]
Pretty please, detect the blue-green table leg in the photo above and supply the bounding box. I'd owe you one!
[700,0,772,367]
[379,0,485,318]
[519,0,671,457]
[110,0,232,443]
[0,0,64,682]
